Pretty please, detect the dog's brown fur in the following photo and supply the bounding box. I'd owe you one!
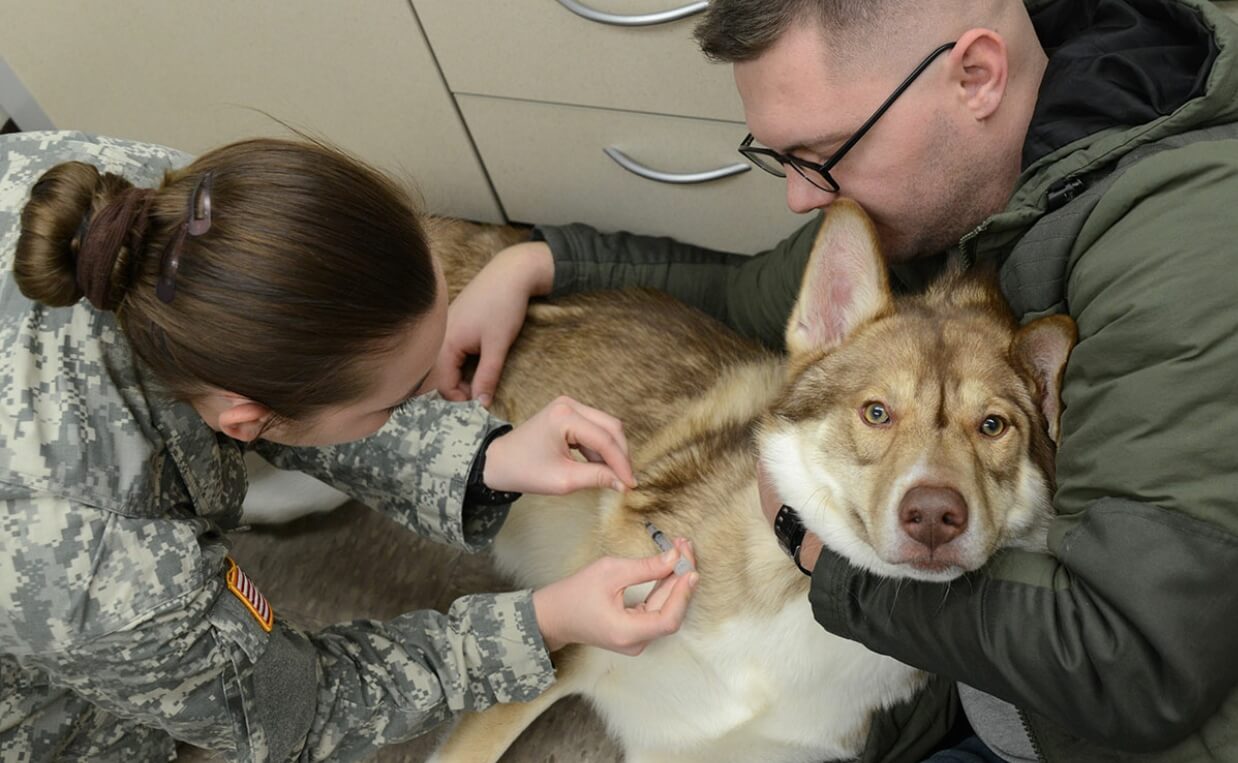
[427,201,1074,763]
[427,217,769,450]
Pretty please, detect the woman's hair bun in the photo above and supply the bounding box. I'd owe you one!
[14,161,137,308]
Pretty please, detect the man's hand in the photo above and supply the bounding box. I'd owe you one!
[431,241,555,406]
[533,539,699,655]
[797,525,823,572]
[756,461,823,574]
[483,395,637,495]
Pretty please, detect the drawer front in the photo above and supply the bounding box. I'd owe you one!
[413,0,744,122]
[458,95,808,253]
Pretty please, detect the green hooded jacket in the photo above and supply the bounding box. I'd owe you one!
[534,1,1238,760]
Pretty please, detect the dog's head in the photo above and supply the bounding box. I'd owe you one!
[759,200,1075,582]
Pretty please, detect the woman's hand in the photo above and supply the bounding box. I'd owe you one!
[533,538,698,655]
[432,241,554,406]
[483,396,636,495]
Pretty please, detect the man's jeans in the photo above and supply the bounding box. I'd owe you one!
[924,735,1007,763]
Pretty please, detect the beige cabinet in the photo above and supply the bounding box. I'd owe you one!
[458,95,798,250]
[2,1,807,250]
[412,0,808,253]
[412,0,743,121]
[0,1,504,223]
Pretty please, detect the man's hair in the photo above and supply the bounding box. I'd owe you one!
[694,0,900,62]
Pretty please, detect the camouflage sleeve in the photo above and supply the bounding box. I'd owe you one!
[9,499,553,762]
[300,589,554,759]
[254,396,509,552]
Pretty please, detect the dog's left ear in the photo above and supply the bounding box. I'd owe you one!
[785,199,893,357]
[1010,315,1077,444]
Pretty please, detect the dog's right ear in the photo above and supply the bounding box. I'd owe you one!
[1011,315,1077,444]
[785,199,893,357]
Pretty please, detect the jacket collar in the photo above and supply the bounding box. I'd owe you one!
[960,0,1233,263]
[1023,0,1217,169]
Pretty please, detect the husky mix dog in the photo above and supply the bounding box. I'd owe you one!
[421,199,1075,763]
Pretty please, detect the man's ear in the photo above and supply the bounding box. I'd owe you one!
[784,199,892,357]
[215,397,275,442]
[950,27,1009,121]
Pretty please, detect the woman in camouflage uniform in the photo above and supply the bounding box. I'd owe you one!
[0,131,696,761]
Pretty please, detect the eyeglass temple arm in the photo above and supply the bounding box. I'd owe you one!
[818,41,958,175]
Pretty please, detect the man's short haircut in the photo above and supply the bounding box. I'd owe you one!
[698,0,930,62]
[694,0,902,63]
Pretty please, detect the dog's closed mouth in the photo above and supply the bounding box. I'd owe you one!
[906,558,962,575]
[883,541,972,578]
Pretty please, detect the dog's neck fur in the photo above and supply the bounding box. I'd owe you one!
[608,358,813,623]
[755,459,815,575]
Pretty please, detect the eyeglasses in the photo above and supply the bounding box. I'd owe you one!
[738,41,957,195]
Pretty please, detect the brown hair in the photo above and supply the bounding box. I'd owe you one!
[13,138,437,420]
[694,0,893,62]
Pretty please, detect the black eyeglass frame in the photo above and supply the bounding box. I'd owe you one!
[738,41,957,194]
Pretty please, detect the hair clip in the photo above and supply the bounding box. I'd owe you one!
[187,172,213,236]
[156,172,214,303]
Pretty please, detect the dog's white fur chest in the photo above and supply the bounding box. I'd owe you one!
[580,594,923,763]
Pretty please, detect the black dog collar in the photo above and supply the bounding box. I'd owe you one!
[773,504,814,577]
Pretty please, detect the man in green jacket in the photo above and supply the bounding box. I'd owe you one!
[433,0,1238,760]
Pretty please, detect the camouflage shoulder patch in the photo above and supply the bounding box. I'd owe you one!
[225,558,273,632]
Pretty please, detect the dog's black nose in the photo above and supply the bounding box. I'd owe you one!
[899,486,968,550]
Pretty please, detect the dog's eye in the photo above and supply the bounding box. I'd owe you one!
[980,415,1007,437]
[862,402,891,425]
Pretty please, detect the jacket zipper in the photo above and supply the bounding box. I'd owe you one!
[1018,707,1048,762]
[957,173,1085,270]
[958,221,987,268]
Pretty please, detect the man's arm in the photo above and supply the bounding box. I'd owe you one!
[809,146,1238,751]
[433,216,823,403]
[536,215,821,348]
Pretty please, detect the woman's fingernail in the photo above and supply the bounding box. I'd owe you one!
[662,548,678,563]
[478,394,492,407]
[612,480,626,493]
[688,572,700,587]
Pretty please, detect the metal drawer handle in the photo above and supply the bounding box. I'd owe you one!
[604,147,750,185]
[555,0,709,27]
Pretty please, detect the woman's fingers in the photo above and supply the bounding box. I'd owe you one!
[562,412,635,489]
[643,539,695,611]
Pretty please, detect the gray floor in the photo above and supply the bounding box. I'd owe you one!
[178,501,620,762]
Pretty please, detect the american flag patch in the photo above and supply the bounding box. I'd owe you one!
[226,558,274,632]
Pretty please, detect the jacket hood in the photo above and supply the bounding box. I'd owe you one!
[964,0,1238,260]
[1024,0,1218,168]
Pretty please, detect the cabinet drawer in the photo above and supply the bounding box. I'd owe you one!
[413,0,743,122]
[459,95,807,253]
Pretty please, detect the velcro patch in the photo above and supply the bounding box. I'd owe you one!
[226,557,274,632]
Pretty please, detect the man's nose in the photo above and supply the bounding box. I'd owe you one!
[785,171,838,214]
